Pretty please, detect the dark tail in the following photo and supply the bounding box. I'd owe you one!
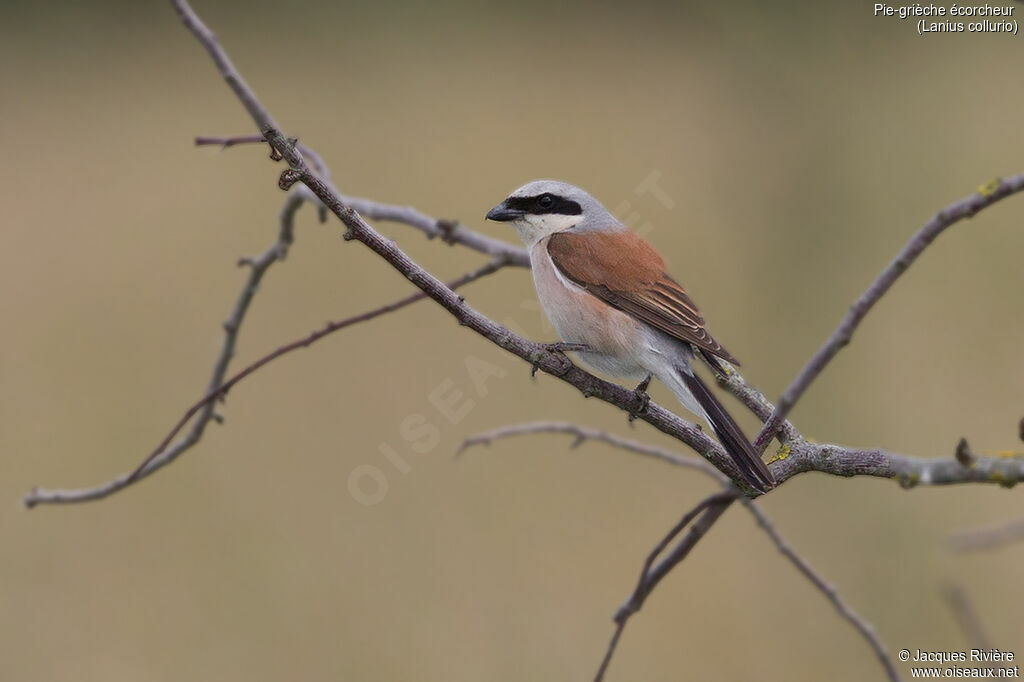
[678,369,775,493]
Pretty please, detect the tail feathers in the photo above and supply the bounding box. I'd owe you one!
[677,369,775,493]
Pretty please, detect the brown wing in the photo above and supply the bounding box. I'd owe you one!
[547,230,740,365]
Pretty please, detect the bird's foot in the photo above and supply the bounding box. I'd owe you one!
[530,342,591,378]
[628,374,652,422]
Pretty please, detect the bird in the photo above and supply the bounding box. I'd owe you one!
[485,179,774,493]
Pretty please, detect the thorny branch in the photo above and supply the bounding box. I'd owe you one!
[171,0,1023,496]
[460,422,901,682]
[27,42,1024,502]
[22,1,1024,680]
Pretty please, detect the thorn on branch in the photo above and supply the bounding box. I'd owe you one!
[278,168,302,190]
[237,256,256,268]
[1019,416,1023,443]
[955,438,975,467]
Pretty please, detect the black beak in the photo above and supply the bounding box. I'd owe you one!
[485,201,523,222]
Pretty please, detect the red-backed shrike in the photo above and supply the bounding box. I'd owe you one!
[486,180,774,492]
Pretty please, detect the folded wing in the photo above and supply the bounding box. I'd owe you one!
[547,230,740,365]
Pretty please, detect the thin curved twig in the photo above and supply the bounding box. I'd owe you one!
[25,189,304,507]
[753,176,1024,452]
[595,493,736,682]
[743,499,901,681]
[25,255,509,507]
[196,134,332,179]
[457,421,725,479]
[196,133,529,266]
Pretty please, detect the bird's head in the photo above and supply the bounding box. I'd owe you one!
[485,180,618,247]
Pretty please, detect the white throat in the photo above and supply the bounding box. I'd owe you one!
[510,213,581,248]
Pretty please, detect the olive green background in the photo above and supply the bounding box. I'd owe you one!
[2,1,1023,680]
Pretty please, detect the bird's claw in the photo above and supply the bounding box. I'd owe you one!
[530,342,591,378]
[628,374,652,422]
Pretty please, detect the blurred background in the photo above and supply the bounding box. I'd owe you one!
[2,1,1023,680]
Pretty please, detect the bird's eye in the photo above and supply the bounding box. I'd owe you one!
[537,194,555,211]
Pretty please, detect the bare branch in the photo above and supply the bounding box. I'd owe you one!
[457,421,725,481]
[28,0,1024,507]
[754,175,1024,452]
[949,518,1024,552]
[339,195,529,266]
[195,134,331,178]
[742,499,901,682]
[595,493,736,682]
[25,253,509,507]
[753,175,1024,450]
[25,189,304,507]
[197,134,529,266]
[616,491,737,620]
[463,421,897,682]
[710,362,802,444]
[26,4,1023,682]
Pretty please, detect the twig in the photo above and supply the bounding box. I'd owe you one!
[25,189,304,507]
[28,0,1024,505]
[617,491,737,619]
[25,4,1022,681]
[943,584,992,648]
[949,518,1024,552]
[25,255,509,506]
[460,420,901,682]
[197,133,529,266]
[195,134,331,178]
[742,499,901,682]
[711,362,802,445]
[595,495,735,682]
[459,419,1024,489]
[457,421,725,480]
[753,176,1024,452]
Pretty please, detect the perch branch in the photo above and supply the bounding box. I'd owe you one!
[26,0,1024,507]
